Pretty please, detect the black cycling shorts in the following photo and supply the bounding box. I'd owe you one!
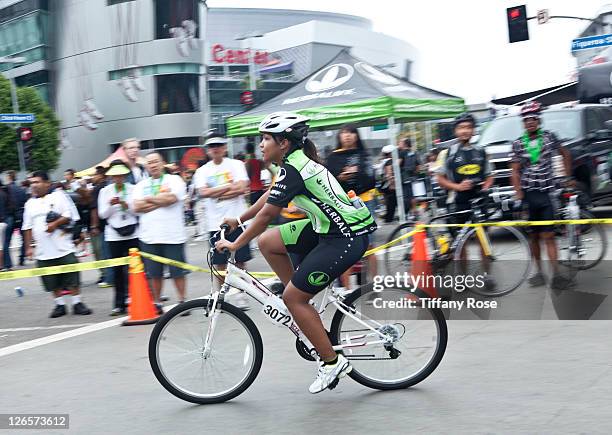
[524,190,555,233]
[278,219,369,295]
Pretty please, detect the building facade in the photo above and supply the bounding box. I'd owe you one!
[0,1,419,174]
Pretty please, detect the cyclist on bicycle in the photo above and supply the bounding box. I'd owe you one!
[215,112,377,394]
[510,101,573,290]
[435,113,496,289]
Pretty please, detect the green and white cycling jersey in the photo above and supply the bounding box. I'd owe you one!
[267,148,377,238]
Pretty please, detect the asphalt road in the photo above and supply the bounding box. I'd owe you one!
[1,221,612,434]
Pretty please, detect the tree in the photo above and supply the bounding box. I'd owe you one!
[0,75,60,172]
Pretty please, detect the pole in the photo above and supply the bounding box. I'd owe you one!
[424,121,432,152]
[200,0,210,134]
[248,37,256,91]
[388,117,406,223]
[9,75,26,176]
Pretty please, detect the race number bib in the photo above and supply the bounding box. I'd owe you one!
[261,295,293,327]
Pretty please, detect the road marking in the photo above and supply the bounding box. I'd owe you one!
[0,317,127,358]
[0,279,278,358]
[0,323,95,333]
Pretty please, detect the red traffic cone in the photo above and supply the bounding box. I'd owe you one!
[411,227,438,298]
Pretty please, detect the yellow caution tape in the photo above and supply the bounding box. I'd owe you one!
[364,229,419,257]
[420,218,612,228]
[0,257,130,281]
[139,251,277,278]
[3,218,609,281]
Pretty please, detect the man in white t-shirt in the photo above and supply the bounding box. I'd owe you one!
[133,152,188,314]
[22,171,92,318]
[193,133,250,308]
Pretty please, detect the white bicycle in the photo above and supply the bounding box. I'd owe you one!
[149,225,448,404]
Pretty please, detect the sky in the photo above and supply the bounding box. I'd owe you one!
[208,0,608,104]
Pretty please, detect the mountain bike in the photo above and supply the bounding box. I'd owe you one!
[148,225,448,404]
[384,192,531,297]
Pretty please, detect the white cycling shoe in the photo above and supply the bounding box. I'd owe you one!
[309,354,352,394]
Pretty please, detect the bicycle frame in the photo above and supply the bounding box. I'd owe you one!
[204,233,393,360]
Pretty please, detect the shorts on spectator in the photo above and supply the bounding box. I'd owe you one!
[37,253,80,292]
[140,242,188,278]
[209,228,252,265]
[524,190,555,234]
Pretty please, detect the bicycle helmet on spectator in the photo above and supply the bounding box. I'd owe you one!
[520,101,542,118]
[453,112,476,128]
[259,112,310,142]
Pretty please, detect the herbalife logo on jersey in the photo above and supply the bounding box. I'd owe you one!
[282,63,356,105]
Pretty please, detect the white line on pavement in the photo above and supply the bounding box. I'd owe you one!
[0,317,127,358]
[0,278,279,358]
[0,323,96,333]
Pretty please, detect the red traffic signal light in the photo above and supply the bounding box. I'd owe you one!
[18,127,33,141]
[506,5,529,43]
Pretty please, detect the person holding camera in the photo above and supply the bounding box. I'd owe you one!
[22,171,92,318]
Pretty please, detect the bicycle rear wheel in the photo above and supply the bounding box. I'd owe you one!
[455,225,531,297]
[558,210,607,270]
[330,286,447,390]
[149,298,263,404]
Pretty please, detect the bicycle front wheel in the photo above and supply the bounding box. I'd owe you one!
[330,286,447,390]
[455,225,531,297]
[149,298,263,404]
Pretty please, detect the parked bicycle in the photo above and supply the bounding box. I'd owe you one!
[149,225,448,404]
[384,192,531,297]
[554,186,607,271]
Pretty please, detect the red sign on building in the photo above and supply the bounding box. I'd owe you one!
[211,43,269,65]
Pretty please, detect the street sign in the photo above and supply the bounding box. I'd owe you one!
[571,34,612,52]
[0,113,35,123]
[537,9,549,24]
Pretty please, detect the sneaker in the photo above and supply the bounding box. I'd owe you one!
[73,302,92,315]
[97,281,112,288]
[109,307,126,316]
[551,274,573,291]
[50,304,67,318]
[84,98,104,120]
[309,354,352,394]
[160,294,170,302]
[119,76,138,102]
[74,249,88,258]
[78,108,97,130]
[528,272,546,287]
[234,292,250,311]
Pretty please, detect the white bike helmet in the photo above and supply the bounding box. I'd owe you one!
[258,112,310,140]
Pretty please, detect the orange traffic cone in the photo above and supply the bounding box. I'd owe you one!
[122,248,160,326]
[411,226,438,298]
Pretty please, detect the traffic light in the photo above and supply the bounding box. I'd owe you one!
[507,5,529,43]
[17,127,34,168]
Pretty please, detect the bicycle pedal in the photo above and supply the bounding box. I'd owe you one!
[328,378,340,390]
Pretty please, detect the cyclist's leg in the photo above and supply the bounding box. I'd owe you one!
[261,219,318,285]
[283,234,370,360]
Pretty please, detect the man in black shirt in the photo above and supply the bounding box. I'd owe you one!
[3,171,27,269]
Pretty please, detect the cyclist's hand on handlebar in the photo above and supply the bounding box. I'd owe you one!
[215,239,236,253]
[222,218,239,233]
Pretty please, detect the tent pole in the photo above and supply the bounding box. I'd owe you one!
[425,121,432,152]
[228,137,234,158]
[388,117,406,223]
